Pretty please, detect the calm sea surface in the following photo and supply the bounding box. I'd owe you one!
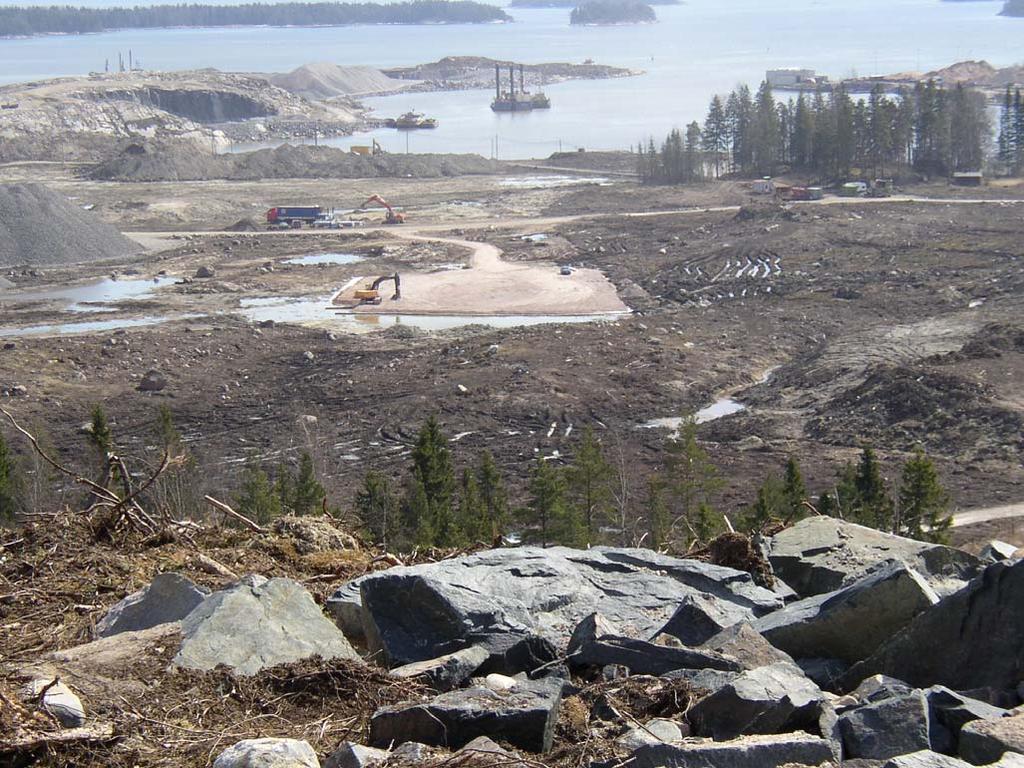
[0,0,1018,158]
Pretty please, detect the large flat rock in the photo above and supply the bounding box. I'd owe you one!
[351,547,782,667]
[96,572,209,638]
[752,560,939,663]
[369,678,563,753]
[174,575,360,676]
[767,517,980,598]
[624,733,836,768]
[842,560,1024,691]
[960,714,1024,765]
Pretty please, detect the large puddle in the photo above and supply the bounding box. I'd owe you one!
[0,276,177,313]
[0,315,202,338]
[500,175,611,190]
[282,253,364,266]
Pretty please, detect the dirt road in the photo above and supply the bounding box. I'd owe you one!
[952,503,1024,528]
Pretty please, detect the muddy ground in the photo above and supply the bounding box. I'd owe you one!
[3,164,1024,537]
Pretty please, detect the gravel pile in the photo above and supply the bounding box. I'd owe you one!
[269,63,411,99]
[88,142,501,182]
[0,183,142,268]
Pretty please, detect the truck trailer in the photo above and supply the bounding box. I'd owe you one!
[266,206,322,228]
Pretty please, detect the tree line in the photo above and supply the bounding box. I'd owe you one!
[997,86,1024,176]
[639,79,991,184]
[0,408,953,549]
[0,1,510,37]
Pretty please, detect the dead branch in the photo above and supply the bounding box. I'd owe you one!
[204,495,266,533]
[0,723,117,752]
[194,553,239,581]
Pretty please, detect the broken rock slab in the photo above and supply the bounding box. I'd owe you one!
[839,689,932,760]
[655,592,757,646]
[624,733,836,768]
[22,678,86,727]
[96,572,209,638]
[752,559,939,664]
[687,661,827,741]
[213,738,319,768]
[960,714,1024,765]
[698,621,795,671]
[388,646,489,691]
[885,751,1024,768]
[355,547,782,667]
[842,560,1024,692]
[174,575,360,676]
[370,677,563,753]
[767,516,980,598]
[925,686,1008,755]
[616,719,683,752]
[981,541,1019,562]
[323,742,389,768]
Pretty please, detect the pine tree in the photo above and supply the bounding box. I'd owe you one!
[791,93,815,169]
[750,80,781,175]
[235,458,280,525]
[898,447,951,543]
[355,470,399,548]
[0,429,22,521]
[781,457,807,523]
[89,404,113,462]
[999,85,1015,172]
[744,474,786,532]
[684,121,703,182]
[291,451,326,515]
[853,447,893,531]
[694,501,723,543]
[477,451,508,541]
[565,426,612,544]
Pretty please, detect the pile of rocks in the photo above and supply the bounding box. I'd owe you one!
[14,517,1024,768]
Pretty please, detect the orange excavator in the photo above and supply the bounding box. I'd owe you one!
[360,194,405,225]
[354,273,401,304]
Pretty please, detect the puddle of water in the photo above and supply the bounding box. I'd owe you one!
[0,276,177,313]
[639,398,747,432]
[500,175,611,190]
[282,253,364,266]
[0,314,201,338]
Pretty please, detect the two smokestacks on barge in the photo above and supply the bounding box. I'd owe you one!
[495,63,527,98]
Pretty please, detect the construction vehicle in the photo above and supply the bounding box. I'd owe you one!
[266,205,321,228]
[868,178,894,197]
[360,194,405,225]
[354,273,401,304]
[350,139,384,156]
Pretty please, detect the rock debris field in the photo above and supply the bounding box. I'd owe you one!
[3,514,1024,768]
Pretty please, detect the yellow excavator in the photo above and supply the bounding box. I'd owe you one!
[354,273,401,304]
[360,194,405,225]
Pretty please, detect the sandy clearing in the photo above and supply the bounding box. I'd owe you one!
[952,503,1024,528]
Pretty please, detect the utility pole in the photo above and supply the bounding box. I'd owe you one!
[495,134,499,160]
[405,131,409,154]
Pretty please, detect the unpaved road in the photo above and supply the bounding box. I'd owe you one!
[952,503,1024,528]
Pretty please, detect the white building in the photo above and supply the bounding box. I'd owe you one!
[766,68,819,88]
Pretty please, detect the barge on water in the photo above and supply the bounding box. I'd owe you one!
[491,63,550,112]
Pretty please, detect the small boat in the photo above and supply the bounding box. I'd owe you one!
[393,111,438,130]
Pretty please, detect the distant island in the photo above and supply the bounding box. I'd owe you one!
[570,0,656,24]
[1001,0,1024,16]
[511,0,674,6]
[0,1,511,37]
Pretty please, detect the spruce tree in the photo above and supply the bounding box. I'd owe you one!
[525,458,574,547]
[235,458,280,524]
[744,474,785,532]
[644,475,670,549]
[355,470,399,548]
[898,447,951,543]
[565,426,612,544]
[853,447,893,531]
[404,415,458,547]
[702,95,729,178]
[458,467,486,542]
[0,429,22,521]
[661,416,722,547]
[781,457,807,523]
[477,451,509,541]
[291,451,326,516]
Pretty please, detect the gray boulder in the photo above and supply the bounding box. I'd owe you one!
[960,715,1024,765]
[326,577,369,640]
[212,738,319,768]
[925,686,1008,755]
[698,622,794,671]
[356,547,782,667]
[323,743,389,768]
[138,369,167,392]
[96,572,209,638]
[687,661,826,741]
[842,560,1024,691]
[655,592,756,646]
[752,560,939,663]
[174,575,360,675]
[570,634,741,676]
[389,646,489,691]
[981,541,1019,562]
[625,733,836,768]
[369,677,563,753]
[768,517,980,598]
[839,690,932,760]
[616,719,683,752]
[884,752,974,768]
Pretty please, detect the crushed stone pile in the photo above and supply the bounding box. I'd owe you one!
[87,142,501,182]
[0,183,141,268]
[269,63,413,99]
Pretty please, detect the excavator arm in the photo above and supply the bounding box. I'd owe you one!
[360,194,405,224]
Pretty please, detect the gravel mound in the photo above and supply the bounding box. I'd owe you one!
[0,183,142,268]
[88,142,501,182]
[269,63,412,99]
